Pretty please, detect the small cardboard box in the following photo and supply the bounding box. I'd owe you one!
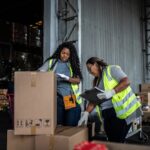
[93,141,150,150]
[142,110,150,122]
[14,71,57,135]
[7,127,88,150]
[140,83,150,92]
[35,126,88,150]
[7,130,34,150]
[138,92,150,106]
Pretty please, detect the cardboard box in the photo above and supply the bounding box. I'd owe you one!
[14,71,57,135]
[7,127,88,150]
[142,110,150,122]
[35,126,88,150]
[93,141,150,150]
[140,83,150,92]
[138,92,150,106]
[7,130,34,150]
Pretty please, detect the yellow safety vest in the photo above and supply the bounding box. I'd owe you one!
[48,59,82,104]
[103,65,141,119]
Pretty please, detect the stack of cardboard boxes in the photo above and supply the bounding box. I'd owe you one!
[139,83,150,123]
[7,72,88,150]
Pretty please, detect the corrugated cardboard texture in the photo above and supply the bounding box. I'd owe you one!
[140,84,150,92]
[139,92,150,106]
[7,130,35,150]
[14,71,57,135]
[35,127,88,150]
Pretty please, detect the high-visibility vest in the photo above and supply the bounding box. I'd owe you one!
[103,65,141,119]
[49,59,82,104]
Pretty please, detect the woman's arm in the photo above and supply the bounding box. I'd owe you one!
[86,102,96,113]
[114,77,130,93]
[68,77,81,84]
[38,61,49,72]
[110,66,130,93]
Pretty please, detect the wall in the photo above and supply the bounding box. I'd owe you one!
[80,0,143,92]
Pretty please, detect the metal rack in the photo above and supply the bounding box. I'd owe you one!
[57,0,78,43]
[126,115,149,143]
[126,117,142,139]
[126,96,149,142]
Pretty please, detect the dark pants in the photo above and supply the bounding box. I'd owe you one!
[89,111,101,134]
[102,107,132,143]
[57,94,81,126]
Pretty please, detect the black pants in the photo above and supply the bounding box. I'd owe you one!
[102,107,132,143]
[57,94,81,126]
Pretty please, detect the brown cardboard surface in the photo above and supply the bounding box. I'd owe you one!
[7,130,35,150]
[55,126,73,133]
[140,84,150,92]
[143,110,150,122]
[93,141,150,150]
[56,126,86,136]
[138,92,150,106]
[35,126,88,150]
[14,71,57,135]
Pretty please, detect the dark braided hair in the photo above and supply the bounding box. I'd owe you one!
[46,42,83,80]
[86,57,108,86]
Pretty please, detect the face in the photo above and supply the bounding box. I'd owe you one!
[86,63,101,77]
[60,48,70,62]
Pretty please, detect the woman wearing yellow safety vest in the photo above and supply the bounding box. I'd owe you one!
[78,57,142,143]
[38,42,83,126]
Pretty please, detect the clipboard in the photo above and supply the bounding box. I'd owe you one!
[80,87,104,104]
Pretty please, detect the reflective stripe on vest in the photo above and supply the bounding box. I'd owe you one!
[48,59,53,71]
[103,65,141,119]
[49,59,82,104]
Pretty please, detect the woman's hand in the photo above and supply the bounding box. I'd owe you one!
[56,73,70,80]
[78,111,89,126]
[97,89,116,99]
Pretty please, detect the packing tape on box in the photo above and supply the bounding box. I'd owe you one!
[30,72,37,87]
[31,126,36,134]
[48,135,55,150]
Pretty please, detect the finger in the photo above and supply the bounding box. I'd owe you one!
[100,96,105,99]
[56,73,61,76]
[78,121,82,126]
[100,95,105,99]
[85,119,88,125]
[81,112,84,117]
[78,120,84,126]
[97,95,104,99]
[98,93,106,98]
[78,123,81,126]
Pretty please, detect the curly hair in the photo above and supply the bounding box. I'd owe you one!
[46,42,83,80]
